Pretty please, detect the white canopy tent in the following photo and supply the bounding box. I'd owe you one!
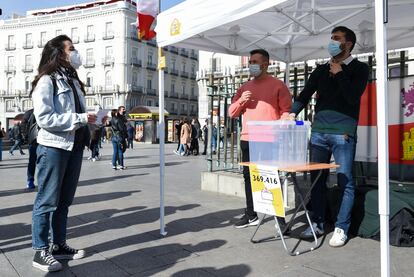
[155,1,414,276]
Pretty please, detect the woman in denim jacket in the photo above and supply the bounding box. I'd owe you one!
[30,35,96,272]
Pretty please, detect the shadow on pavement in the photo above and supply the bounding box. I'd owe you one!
[170,264,251,277]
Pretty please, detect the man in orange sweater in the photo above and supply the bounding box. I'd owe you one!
[229,49,292,229]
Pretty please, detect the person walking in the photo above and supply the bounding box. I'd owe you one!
[190,118,200,155]
[282,26,369,247]
[22,109,37,189]
[110,106,127,170]
[176,118,191,156]
[175,119,183,152]
[0,122,4,161]
[127,123,135,149]
[31,35,96,272]
[228,49,292,229]
[201,120,208,155]
[9,122,25,155]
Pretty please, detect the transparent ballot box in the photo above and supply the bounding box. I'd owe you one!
[246,120,311,167]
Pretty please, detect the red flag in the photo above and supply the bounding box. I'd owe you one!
[136,0,159,40]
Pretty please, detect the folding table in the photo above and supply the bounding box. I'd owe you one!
[240,162,339,256]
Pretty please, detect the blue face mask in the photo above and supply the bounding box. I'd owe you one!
[328,40,343,57]
[249,64,262,77]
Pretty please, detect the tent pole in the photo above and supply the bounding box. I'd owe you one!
[375,0,390,276]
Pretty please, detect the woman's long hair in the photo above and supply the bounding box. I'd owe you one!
[30,35,85,95]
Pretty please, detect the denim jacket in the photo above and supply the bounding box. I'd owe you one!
[32,73,88,151]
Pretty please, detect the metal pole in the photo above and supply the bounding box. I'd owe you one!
[158,0,167,237]
[375,0,390,276]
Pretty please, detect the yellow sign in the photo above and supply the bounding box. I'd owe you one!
[249,164,285,217]
[170,18,181,36]
[402,128,414,160]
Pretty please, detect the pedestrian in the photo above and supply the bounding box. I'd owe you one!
[9,122,25,155]
[110,106,127,170]
[175,119,183,152]
[282,26,369,247]
[211,123,217,154]
[22,109,37,189]
[31,35,96,272]
[175,118,191,156]
[0,122,4,161]
[127,123,135,149]
[89,127,101,162]
[228,48,292,229]
[201,120,208,155]
[190,118,200,155]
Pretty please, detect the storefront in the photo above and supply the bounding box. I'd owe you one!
[128,106,169,144]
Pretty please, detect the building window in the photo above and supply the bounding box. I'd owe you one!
[171,83,175,93]
[191,87,195,96]
[25,77,31,92]
[56,29,62,36]
[86,73,93,87]
[147,100,153,106]
[6,100,14,112]
[86,97,95,108]
[182,62,186,72]
[71,27,78,41]
[25,33,33,47]
[148,53,153,64]
[103,97,113,109]
[105,22,113,37]
[86,49,94,65]
[105,71,112,89]
[25,55,32,68]
[105,46,113,59]
[132,47,138,58]
[171,59,176,70]
[7,77,14,94]
[181,103,186,113]
[87,25,93,36]
[22,99,33,111]
[40,32,47,46]
[182,85,185,95]
[8,35,15,48]
[132,71,138,86]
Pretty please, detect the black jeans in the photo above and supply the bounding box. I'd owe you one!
[240,140,255,216]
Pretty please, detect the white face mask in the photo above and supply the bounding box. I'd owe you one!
[69,50,82,69]
[249,64,262,77]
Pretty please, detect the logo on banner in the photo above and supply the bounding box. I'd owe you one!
[170,18,181,36]
[402,83,414,117]
[249,164,285,217]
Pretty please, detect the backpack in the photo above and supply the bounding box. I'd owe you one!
[26,76,57,145]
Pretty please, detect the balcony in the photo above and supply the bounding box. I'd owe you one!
[84,34,95,43]
[5,43,16,51]
[103,31,114,40]
[169,46,179,54]
[190,95,198,101]
[71,36,80,44]
[179,93,188,99]
[5,66,16,74]
[132,85,143,93]
[180,71,189,78]
[147,88,156,95]
[131,58,142,67]
[169,108,178,115]
[147,39,157,47]
[23,42,34,49]
[146,62,157,71]
[169,68,179,76]
[180,49,189,57]
[22,65,34,73]
[84,60,96,68]
[190,50,198,60]
[190,110,197,116]
[37,41,46,48]
[102,57,114,66]
[169,91,178,98]
[190,73,197,80]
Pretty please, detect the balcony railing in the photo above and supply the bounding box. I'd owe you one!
[169,108,178,115]
[71,36,80,44]
[23,42,34,49]
[103,31,115,40]
[179,93,188,99]
[190,73,197,80]
[169,46,179,54]
[170,68,179,76]
[132,85,143,93]
[180,71,189,78]
[130,32,139,41]
[5,43,16,51]
[190,95,198,100]
[180,49,189,57]
[131,58,142,67]
[146,62,157,71]
[5,66,16,73]
[84,60,96,68]
[84,34,95,42]
[169,91,178,98]
[22,65,34,72]
[147,88,156,95]
[147,39,157,47]
[102,57,115,66]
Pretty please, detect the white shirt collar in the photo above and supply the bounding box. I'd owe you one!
[342,55,354,65]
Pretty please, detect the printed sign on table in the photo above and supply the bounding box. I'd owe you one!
[249,164,285,217]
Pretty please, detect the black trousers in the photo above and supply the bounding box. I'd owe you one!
[240,140,255,216]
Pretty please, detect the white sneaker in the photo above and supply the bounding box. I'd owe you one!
[329,227,347,247]
[92,158,96,162]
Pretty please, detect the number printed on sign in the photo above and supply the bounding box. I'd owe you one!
[252,174,279,185]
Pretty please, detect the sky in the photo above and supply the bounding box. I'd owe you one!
[0,0,184,19]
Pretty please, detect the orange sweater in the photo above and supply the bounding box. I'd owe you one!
[228,75,292,141]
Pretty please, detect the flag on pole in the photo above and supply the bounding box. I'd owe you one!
[136,0,159,40]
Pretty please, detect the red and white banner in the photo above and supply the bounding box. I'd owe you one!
[356,77,414,164]
[136,0,159,40]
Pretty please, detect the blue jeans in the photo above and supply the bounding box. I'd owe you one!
[10,139,24,154]
[112,137,124,167]
[309,132,357,234]
[27,143,38,182]
[32,145,83,249]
